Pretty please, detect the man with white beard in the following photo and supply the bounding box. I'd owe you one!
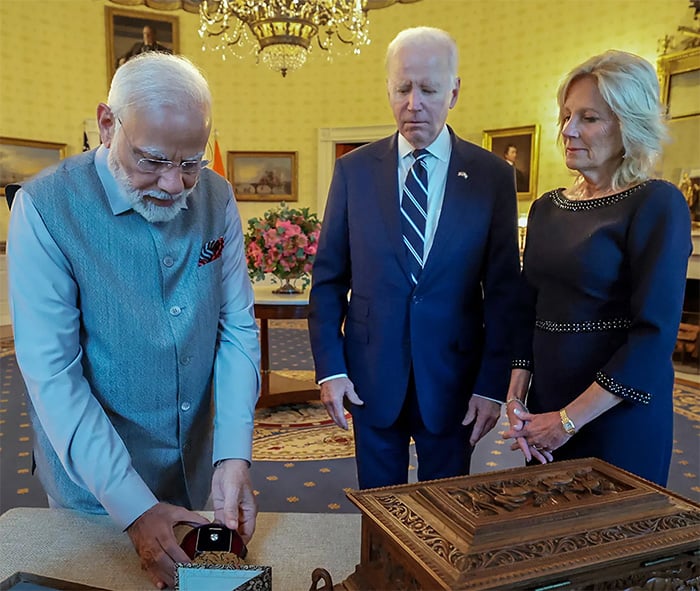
[7,53,260,590]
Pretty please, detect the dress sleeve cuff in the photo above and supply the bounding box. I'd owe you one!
[472,393,504,405]
[595,370,651,404]
[511,359,533,371]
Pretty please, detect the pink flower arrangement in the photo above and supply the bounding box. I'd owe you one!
[244,202,322,289]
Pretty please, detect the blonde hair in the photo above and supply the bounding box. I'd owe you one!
[557,49,667,190]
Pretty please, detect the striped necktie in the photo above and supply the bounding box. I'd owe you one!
[401,149,429,284]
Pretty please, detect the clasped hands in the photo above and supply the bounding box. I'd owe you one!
[127,459,256,589]
[502,401,571,464]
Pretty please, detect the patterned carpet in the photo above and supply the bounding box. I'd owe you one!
[1,323,699,516]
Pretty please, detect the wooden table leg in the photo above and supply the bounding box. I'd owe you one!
[254,301,320,408]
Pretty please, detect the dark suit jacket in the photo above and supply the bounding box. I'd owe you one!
[308,128,520,434]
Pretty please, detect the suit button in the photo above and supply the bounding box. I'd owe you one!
[170,306,182,316]
[180,401,191,412]
[163,256,174,267]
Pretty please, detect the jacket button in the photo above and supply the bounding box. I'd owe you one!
[180,401,191,412]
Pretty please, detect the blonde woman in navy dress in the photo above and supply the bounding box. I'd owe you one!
[503,50,692,485]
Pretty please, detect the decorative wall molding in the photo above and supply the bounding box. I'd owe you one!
[316,125,395,217]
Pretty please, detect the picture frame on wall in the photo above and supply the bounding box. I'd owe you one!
[0,137,67,197]
[657,46,700,120]
[105,6,179,82]
[657,47,700,226]
[482,124,540,201]
[227,151,298,202]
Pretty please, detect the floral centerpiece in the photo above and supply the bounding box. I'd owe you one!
[244,202,322,294]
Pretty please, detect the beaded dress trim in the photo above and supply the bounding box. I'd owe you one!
[596,371,650,404]
[511,359,532,370]
[550,180,651,211]
[535,318,632,333]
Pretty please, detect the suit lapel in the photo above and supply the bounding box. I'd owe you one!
[421,133,476,282]
[374,134,414,282]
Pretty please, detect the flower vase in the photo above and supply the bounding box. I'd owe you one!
[273,277,303,295]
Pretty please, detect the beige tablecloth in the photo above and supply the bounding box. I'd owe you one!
[0,508,361,590]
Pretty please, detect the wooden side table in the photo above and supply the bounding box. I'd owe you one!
[254,286,320,408]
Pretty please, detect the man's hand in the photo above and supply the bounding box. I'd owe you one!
[126,502,209,589]
[461,396,500,446]
[210,459,257,544]
[319,377,363,430]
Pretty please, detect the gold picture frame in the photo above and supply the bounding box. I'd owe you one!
[105,6,179,82]
[658,46,700,120]
[482,125,540,201]
[227,151,298,202]
[0,136,67,197]
[657,47,700,224]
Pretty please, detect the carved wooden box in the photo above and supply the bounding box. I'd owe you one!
[338,458,700,590]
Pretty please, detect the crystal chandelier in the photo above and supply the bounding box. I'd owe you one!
[199,0,371,77]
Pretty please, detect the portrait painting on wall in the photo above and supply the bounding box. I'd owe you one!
[105,7,179,82]
[0,137,67,197]
[227,151,298,202]
[482,125,540,201]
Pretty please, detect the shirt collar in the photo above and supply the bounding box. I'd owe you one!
[398,125,451,163]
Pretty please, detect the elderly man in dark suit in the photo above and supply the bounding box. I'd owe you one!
[308,27,520,489]
[117,25,172,68]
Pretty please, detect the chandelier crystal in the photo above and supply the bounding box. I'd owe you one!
[199,0,371,77]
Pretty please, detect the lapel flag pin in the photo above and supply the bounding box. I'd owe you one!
[458,171,468,179]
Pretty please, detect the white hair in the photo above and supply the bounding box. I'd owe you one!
[108,52,212,119]
[385,27,459,82]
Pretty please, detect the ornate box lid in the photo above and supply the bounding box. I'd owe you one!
[345,458,700,590]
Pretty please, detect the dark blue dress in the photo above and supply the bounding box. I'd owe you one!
[513,180,692,485]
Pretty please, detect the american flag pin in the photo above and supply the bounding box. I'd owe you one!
[458,171,468,179]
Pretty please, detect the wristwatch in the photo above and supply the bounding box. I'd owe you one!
[559,408,576,435]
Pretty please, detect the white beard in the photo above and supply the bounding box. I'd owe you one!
[107,148,193,223]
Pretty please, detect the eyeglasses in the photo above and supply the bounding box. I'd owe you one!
[117,118,210,176]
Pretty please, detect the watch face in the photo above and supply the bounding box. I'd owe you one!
[560,410,576,434]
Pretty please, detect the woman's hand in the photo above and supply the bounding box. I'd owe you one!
[504,401,555,464]
[503,407,565,463]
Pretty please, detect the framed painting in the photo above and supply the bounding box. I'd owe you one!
[482,124,540,200]
[657,47,700,227]
[227,151,298,202]
[658,46,700,120]
[0,137,67,196]
[105,6,179,81]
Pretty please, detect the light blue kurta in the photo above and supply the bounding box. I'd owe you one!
[8,146,260,529]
